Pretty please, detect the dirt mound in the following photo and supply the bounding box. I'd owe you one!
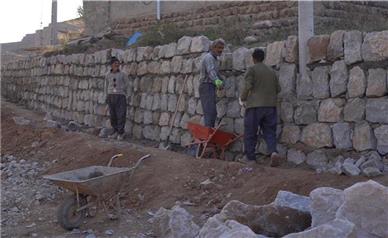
[1,100,387,237]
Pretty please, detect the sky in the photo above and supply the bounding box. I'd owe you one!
[0,0,82,43]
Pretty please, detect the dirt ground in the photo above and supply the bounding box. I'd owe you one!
[1,100,387,238]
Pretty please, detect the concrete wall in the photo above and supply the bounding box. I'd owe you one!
[2,30,388,172]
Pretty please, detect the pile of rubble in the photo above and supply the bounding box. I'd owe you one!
[0,155,61,227]
[149,180,388,238]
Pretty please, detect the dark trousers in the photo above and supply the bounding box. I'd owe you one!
[199,83,217,127]
[107,94,127,135]
[244,107,277,160]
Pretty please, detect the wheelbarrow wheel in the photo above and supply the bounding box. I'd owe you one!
[57,195,87,230]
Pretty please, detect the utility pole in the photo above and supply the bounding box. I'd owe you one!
[298,1,314,75]
[51,0,58,45]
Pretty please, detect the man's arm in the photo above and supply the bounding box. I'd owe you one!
[240,67,254,101]
[204,56,222,85]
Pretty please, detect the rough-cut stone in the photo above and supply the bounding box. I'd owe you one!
[307,35,330,63]
[264,41,284,66]
[360,151,384,172]
[273,190,311,213]
[150,205,200,238]
[361,31,388,62]
[302,123,332,148]
[318,98,344,122]
[280,101,294,123]
[280,125,300,145]
[283,219,356,238]
[160,61,171,74]
[329,60,348,97]
[306,150,328,169]
[310,187,344,227]
[283,35,298,63]
[336,180,388,238]
[226,101,240,118]
[366,98,388,124]
[312,66,330,99]
[327,30,345,61]
[353,122,376,151]
[287,149,306,165]
[167,95,177,112]
[296,72,313,99]
[347,66,366,98]
[279,63,296,97]
[344,30,362,65]
[177,36,192,55]
[213,200,311,237]
[342,162,361,176]
[332,123,352,150]
[374,125,388,155]
[294,101,317,125]
[362,167,383,177]
[187,98,197,115]
[190,36,211,53]
[143,111,153,125]
[171,56,183,73]
[344,98,365,122]
[232,47,249,71]
[198,218,260,238]
[366,68,387,97]
[159,112,170,126]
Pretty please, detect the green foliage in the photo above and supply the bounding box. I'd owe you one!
[77,5,84,18]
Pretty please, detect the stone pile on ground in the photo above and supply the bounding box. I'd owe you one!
[0,155,61,227]
[149,180,388,238]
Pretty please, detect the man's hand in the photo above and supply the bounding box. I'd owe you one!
[239,97,246,107]
[215,79,223,89]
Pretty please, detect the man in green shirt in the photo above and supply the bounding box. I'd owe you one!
[239,48,281,167]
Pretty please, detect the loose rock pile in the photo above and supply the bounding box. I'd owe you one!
[1,155,61,227]
[149,180,388,238]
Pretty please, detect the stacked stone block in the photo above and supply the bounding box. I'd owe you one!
[1,31,387,169]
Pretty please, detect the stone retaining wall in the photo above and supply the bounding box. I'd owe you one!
[2,30,388,165]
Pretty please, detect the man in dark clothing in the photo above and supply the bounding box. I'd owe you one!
[105,57,128,140]
[239,48,282,167]
[199,39,225,127]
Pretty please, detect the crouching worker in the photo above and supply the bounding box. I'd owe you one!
[239,48,282,167]
[105,57,128,140]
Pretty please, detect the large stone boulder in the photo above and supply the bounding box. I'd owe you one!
[207,200,311,237]
[343,98,365,122]
[331,123,352,150]
[283,35,298,63]
[264,41,284,66]
[279,63,297,97]
[190,36,211,53]
[374,125,388,155]
[176,36,192,55]
[287,149,307,165]
[344,31,362,65]
[294,101,317,125]
[312,66,330,99]
[327,30,345,62]
[272,190,311,213]
[336,180,388,237]
[365,68,387,97]
[198,218,262,238]
[307,35,330,63]
[150,205,200,238]
[329,60,348,97]
[306,150,328,170]
[365,98,388,124]
[361,31,388,62]
[283,219,356,238]
[318,98,344,122]
[310,187,344,227]
[232,47,250,71]
[347,66,366,98]
[296,72,313,99]
[352,122,376,151]
[280,125,300,145]
[301,123,333,148]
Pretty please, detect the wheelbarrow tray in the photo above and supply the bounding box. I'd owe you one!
[187,122,239,146]
[43,166,130,196]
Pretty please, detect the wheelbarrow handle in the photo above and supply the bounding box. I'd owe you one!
[107,154,124,167]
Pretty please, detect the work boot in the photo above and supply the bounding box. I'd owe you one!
[270,152,282,167]
[117,134,125,141]
[108,132,118,139]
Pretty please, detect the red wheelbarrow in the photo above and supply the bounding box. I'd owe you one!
[186,122,242,159]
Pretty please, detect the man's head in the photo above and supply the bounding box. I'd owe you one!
[210,39,225,57]
[252,48,265,63]
[110,57,120,72]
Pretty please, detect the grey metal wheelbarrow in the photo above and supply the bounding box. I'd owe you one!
[43,154,150,230]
